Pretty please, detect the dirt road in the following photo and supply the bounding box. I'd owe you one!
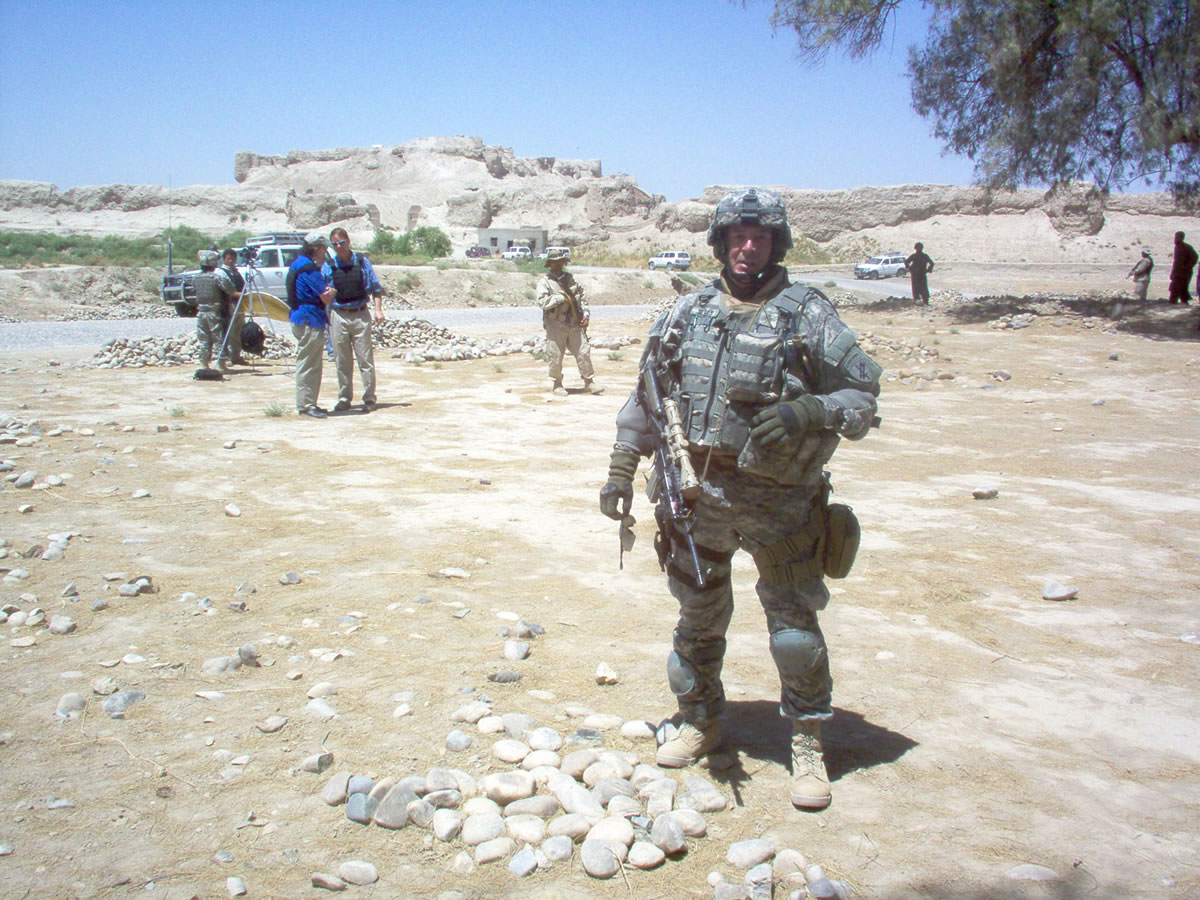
[1,280,1198,899]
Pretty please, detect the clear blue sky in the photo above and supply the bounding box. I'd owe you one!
[0,0,978,202]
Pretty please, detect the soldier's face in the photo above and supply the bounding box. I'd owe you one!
[725,224,773,278]
[332,235,352,261]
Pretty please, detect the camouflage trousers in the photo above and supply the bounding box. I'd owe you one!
[195,309,222,366]
[663,458,833,724]
[544,322,594,383]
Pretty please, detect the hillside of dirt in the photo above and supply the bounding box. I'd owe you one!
[3,136,1198,265]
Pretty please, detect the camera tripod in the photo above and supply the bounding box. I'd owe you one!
[215,256,293,373]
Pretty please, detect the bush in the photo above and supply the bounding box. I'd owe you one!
[369,227,451,262]
[0,226,265,269]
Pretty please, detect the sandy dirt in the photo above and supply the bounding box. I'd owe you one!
[1,268,1199,900]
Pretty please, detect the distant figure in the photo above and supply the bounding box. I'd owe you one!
[538,249,600,395]
[324,228,385,413]
[286,232,337,418]
[905,242,935,305]
[1126,249,1153,302]
[193,250,238,371]
[220,249,247,365]
[1168,231,1197,304]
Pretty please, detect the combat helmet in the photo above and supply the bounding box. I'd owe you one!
[706,188,793,264]
[197,249,220,269]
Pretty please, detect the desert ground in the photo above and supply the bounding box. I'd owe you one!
[1,263,1198,900]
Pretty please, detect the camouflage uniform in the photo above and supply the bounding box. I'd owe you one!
[193,252,237,367]
[613,266,881,723]
[538,268,594,386]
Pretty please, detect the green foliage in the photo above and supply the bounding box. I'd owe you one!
[765,0,1200,195]
[370,226,452,262]
[0,226,265,268]
[263,402,286,418]
[607,351,624,361]
[169,405,186,417]
[391,271,421,294]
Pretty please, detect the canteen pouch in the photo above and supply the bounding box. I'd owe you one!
[822,502,860,579]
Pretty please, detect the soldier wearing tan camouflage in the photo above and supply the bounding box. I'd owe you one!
[537,249,600,395]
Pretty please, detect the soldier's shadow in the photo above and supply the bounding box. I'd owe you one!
[707,700,917,804]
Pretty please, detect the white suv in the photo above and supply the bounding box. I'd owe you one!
[502,246,532,260]
[854,253,908,279]
[161,231,307,316]
[648,251,691,271]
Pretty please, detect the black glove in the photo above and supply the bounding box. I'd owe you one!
[599,449,638,520]
[749,395,825,446]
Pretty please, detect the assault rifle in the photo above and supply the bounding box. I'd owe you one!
[639,360,706,588]
[559,278,587,333]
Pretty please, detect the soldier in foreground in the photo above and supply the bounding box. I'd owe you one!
[538,249,601,395]
[598,189,882,810]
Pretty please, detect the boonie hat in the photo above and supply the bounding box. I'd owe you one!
[304,231,329,248]
[544,248,570,266]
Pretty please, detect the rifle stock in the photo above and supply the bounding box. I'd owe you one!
[640,363,706,588]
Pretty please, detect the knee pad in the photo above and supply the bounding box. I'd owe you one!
[666,651,699,697]
[769,629,826,680]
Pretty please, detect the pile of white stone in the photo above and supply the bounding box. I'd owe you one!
[375,318,533,362]
[91,332,295,368]
[314,697,851,898]
[54,302,166,321]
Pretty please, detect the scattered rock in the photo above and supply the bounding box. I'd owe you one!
[1042,581,1079,601]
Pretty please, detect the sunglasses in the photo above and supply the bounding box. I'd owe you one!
[332,240,348,247]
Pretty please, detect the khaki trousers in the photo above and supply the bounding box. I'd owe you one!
[292,323,325,412]
[545,322,594,383]
[330,306,376,405]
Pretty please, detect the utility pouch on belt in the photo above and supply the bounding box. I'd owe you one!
[822,501,860,579]
[752,476,861,584]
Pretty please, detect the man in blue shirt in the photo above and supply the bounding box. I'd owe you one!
[324,227,386,412]
[287,232,337,418]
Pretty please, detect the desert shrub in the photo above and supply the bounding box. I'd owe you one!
[0,226,265,268]
[370,227,451,262]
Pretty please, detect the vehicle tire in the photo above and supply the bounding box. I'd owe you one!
[649,263,657,270]
[667,263,677,271]
[174,303,197,318]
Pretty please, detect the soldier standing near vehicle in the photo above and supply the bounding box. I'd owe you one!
[324,228,385,412]
[287,232,337,418]
[538,249,601,395]
[219,248,247,366]
[598,189,881,810]
[1126,249,1154,302]
[1168,231,1197,304]
[905,242,935,305]
[193,250,238,370]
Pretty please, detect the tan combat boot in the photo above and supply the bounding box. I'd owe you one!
[790,719,831,810]
[583,379,604,395]
[551,380,567,397]
[656,719,721,768]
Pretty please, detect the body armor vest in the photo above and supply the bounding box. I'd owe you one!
[191,273,221,312]
[329,256,367,305]
[673,285,838,485]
